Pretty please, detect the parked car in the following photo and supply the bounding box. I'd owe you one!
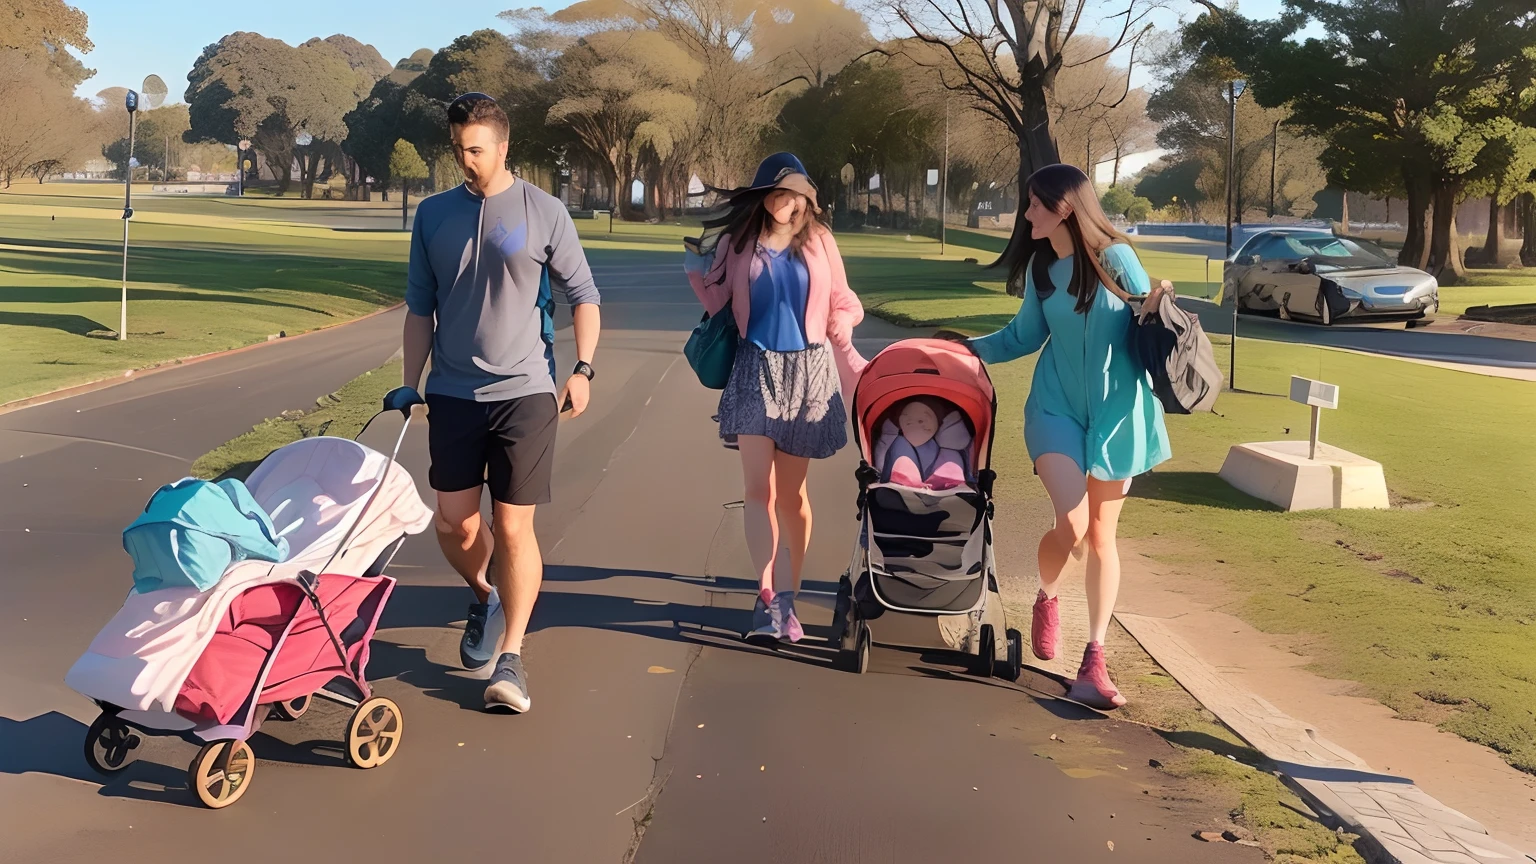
[1223,229,1439,326]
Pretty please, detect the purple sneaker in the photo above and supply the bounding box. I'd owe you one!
[774,591,803,643]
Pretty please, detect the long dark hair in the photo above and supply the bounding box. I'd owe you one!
[698,186,822,258]
[998,164,1129,315]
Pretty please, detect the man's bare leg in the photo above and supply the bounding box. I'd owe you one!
[434,488,493,601]
[483,501,540,712]
[489,501,540,656]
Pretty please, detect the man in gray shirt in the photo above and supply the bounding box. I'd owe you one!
[397,93,601,713]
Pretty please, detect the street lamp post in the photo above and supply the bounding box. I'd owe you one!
[940,99,949,255]
[119,89,138,341]
[1226,78,1247,389]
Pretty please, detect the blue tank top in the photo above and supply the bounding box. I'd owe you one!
[745,244,810,352]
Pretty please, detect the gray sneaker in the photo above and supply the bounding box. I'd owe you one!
[460,588,503,670]
[746,591,782,646]
[484,653,531,713]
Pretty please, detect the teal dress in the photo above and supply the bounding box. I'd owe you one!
[970,243,1171,482]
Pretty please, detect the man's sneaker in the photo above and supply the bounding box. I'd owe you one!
[460,588,503,670]
[484,653,531,713]
[774,591,803,643]
[746,588,781,646]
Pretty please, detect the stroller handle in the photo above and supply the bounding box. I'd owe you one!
[306,388,423,582]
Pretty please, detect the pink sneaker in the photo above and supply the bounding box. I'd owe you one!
[1031,589,1059,661]
[1068,642,1127,709]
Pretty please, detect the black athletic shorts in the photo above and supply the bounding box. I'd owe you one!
[425,393,558,506]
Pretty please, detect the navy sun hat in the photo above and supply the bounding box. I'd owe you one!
[746,152,821,212]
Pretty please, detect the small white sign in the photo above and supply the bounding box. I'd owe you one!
[869,174,881,191]
[1289,376,1339,410]
[927,169,939,186]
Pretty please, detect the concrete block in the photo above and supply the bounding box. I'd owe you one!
[1219,440,1389,511]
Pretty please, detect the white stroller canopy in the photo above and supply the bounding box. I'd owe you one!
[244,437,393,562]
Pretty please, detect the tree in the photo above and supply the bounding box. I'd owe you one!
[2,0,95,87]
[185,31,389,197]
[101,103,191,180]
[389,139,428,228]
[546,28,702,218]
[0,52,96,187]
[1146,46,1325,222]
[1187,0,1536,283]
[888,0,1157,184]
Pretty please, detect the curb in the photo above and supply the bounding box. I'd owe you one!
[1115,613,1534,864]
[0,302,405,418]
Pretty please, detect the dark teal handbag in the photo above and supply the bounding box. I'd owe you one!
[684,302,739,390]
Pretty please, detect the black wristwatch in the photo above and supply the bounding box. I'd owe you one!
[572,361,595,381]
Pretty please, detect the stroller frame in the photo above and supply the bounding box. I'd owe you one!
[80,391,426,809]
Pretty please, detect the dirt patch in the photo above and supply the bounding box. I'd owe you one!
[1461,303,1536,327]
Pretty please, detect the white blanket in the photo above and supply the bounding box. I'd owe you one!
[66,437,433,714]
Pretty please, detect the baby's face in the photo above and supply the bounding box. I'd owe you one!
[898,401,939,446]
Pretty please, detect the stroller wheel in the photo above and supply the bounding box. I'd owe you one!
[189,740,255,809]
[346,697,404,769]
[84,712,141,774]
[855,623,871,675]
[835,621,871,674]
[269,695,311,721]
[973,624,997,678]
[1001,628,1024,682]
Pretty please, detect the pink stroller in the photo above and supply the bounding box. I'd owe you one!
[65,392,432,809]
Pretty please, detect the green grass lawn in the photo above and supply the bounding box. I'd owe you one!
[0,188,409,405]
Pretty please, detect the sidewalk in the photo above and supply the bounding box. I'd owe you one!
[1021,542,1536,863]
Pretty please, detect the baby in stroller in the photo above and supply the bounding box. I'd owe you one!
[871,396,974,491]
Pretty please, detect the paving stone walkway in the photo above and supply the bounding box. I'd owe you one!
[1115,613,1535,864]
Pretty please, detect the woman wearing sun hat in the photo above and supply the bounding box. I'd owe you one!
[684,152,865,646]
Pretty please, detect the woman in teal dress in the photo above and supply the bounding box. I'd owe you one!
[965,164,1174,710]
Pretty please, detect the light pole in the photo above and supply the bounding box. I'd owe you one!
[940,98,949,255]
[1226,78,1247,389]
[119,89,138,341]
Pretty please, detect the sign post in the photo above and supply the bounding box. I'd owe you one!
[238,140,250,196]
[1288,376,1340,461]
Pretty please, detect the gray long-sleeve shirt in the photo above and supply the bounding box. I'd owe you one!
[405,179,600,402]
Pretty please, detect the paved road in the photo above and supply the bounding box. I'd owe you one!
[0,246,1259,863]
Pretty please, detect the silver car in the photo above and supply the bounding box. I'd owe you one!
[1223,229,1440,327]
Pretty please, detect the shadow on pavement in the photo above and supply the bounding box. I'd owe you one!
[0,711,198,806]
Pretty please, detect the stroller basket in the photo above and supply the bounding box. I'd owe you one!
[862,485,989,615]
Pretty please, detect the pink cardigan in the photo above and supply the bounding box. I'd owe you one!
[686,225,868,395]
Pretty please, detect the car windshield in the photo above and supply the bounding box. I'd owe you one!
[1255,233,1396,269]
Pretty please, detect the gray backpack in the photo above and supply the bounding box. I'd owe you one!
[1089,248,1224,415]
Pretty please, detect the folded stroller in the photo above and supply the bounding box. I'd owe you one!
[65,390,432,809]
[830,338,1022,680]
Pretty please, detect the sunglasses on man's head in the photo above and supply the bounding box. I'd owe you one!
[447,92,497,123]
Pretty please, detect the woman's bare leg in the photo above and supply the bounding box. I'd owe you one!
[1034,453,1089,599]
[738,435,779,594]
[1084,477,1130,644]
[772,452,812,593]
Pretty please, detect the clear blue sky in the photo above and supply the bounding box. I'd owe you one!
[70,0,1295,104]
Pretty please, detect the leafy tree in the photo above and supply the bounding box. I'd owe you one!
[546,28,701,218]
[185,31,389,197]
[1134,159,1206,210]
[1185,0,1536,283]
[2,0,95,87]
[389,138,428,186]
[0,52,97,187]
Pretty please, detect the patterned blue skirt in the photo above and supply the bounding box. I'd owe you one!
[717,340,848,459]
